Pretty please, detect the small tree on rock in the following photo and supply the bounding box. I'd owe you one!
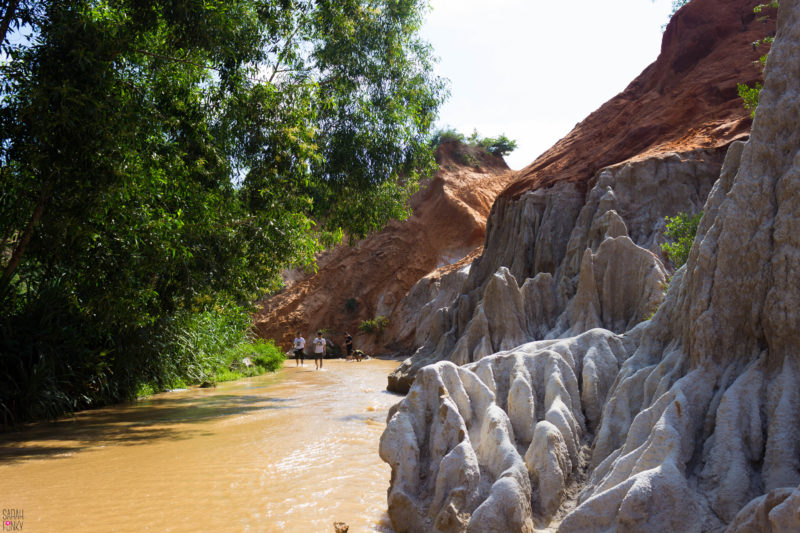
[661,212,702,269]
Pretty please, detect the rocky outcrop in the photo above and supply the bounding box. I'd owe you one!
[388,147,723,392]
[387,0,773,393]
[380,1,800,530]
[255,0,772,360]
[381,329,626,531]
[727,487,800,532]
[388,248,482,351]
[252,142,514,353]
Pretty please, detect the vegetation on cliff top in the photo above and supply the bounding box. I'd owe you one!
[429,128,518,170]
[431,128,518,157]
[668,0,690,18]
[0,0,444,427]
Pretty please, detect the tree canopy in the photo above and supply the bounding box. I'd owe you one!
[0,0,444,424]
[430,127,518,157]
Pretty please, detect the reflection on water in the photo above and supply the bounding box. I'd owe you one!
[0,359,402,532]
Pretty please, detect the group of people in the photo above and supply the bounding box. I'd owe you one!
[291,331,363,370]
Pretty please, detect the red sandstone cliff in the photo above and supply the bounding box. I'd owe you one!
[252,142,515,353]
[502,0,775,199]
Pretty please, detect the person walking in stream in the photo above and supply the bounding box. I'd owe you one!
[344,332,353,361]
[292,332,305,367]
[313,331,326,370]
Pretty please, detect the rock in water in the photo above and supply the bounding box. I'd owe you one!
[380,0,800,531]
[381,330,624,531]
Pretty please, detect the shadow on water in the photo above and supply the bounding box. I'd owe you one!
[0,392,296,465]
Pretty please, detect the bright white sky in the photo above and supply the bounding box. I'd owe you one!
[421,0,676,169]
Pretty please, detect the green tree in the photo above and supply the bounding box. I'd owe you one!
[430,127,518,158]
[0,0,444,424]
[476,134,518,157]
[661,211,702,269]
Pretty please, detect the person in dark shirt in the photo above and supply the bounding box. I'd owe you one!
[344,332,353,361]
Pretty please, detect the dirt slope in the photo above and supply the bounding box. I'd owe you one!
[252,142,515,353]
[502,0,775,199]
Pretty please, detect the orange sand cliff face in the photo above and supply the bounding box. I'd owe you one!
[252,142,515,353]
[502,0,775,199]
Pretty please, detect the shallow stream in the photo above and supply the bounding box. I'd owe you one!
[0,359,402,532]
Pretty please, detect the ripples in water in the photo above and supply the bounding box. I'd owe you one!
[0,359,402,532]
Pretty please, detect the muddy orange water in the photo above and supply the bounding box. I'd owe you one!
[0,359,403,532]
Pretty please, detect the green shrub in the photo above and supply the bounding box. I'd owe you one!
[474,133,518,157]
[0,281,132,427]
[226,338,285,373]
[738,82,763,118]
[429,127,465,147]
[359,315,389,335]
[135,382,157,398]
[132,307,285,396]
[430,127,518,158]
[736,2,778,116]
[661,211,702,269]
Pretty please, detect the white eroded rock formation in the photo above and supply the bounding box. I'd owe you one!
[380,1,800,531]
[388,147,724,393]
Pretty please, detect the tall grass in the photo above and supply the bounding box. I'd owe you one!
[134,305,285,396]
[0,295,284,429]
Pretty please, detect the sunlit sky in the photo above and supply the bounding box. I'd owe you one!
[421,0,676,169]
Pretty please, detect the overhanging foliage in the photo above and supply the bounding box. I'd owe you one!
[0,0,444,425]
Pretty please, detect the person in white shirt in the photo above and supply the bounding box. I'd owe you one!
[292,332,305,367]
[312,331,326,370]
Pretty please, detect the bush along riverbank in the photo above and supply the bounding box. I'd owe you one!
[0,300,284,430]
[134,304,286,397]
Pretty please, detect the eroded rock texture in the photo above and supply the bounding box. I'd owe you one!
[388,0,771,392]
[381,1,800,531]
[388,147,722,393]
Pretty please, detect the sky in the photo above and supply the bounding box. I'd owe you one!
[420,0,676,170]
